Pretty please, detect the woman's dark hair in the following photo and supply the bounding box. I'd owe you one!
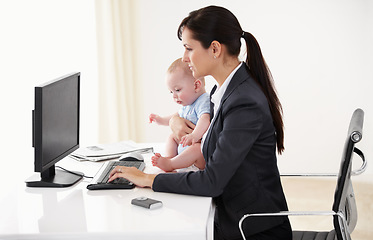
[177,6,285,154]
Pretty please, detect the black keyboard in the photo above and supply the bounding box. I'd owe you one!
[87,160,145,190]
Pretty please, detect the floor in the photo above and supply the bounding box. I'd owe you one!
[281,176,373,240]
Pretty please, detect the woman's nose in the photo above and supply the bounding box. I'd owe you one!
[182,52,189,63]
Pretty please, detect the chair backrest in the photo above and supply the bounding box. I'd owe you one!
[332,108,365,240]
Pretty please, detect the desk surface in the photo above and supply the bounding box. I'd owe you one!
[0,144,213,240]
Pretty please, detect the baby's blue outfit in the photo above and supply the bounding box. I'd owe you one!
[177,93,210,154]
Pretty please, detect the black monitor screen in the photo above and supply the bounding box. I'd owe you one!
[27,72,82,187]
[36,73,80,170]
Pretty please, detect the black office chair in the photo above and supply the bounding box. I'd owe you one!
[239,108,367,240]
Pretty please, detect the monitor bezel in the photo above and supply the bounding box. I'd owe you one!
[34,72,80,173]
[27,72,82,187]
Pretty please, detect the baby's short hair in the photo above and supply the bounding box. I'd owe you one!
[167,58,205,84]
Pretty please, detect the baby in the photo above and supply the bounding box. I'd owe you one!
[149,58,210,172]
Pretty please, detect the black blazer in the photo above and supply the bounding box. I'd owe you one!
[153,64,289,239]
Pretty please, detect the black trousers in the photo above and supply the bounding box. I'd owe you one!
[214,218,292,240]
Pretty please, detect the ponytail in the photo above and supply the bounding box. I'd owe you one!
[177,6,285,154]
[242,31,285,154]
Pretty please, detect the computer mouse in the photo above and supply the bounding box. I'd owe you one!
[118,152,144,161]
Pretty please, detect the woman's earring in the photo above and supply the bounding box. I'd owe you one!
[214,56,217,59]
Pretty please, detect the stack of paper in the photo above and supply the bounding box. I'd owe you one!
[70,141,153,162]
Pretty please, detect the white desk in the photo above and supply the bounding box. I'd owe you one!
[0,144,214,240]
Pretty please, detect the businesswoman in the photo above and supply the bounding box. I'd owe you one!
[109,6,292,240]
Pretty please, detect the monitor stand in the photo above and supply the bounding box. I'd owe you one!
[26,168,83,188]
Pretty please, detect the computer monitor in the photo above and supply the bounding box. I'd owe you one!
[26,72,82,187]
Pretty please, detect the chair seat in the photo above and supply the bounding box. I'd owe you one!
[293,230,336,240]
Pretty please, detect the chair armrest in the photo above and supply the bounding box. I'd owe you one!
[239,211,348,240]
[351,147,367,176]
[239,210,336,223]
[280,173,337,177]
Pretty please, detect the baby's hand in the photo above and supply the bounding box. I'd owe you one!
[180,133,198,147]
[149,113,159,123]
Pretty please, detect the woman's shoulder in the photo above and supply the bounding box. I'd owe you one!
[227,75,265,103]
[222,71,271,116]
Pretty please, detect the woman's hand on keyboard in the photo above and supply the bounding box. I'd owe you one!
[108,166,156,188]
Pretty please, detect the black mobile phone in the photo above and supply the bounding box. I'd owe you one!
[131,197,163,209]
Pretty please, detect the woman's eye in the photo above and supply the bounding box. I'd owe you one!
[184,46,192,51]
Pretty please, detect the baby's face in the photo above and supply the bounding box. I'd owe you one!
[166,70,198,106]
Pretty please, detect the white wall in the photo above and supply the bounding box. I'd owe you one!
[0,0,98,184]
[135,0,373,177]
[1,0,372,184]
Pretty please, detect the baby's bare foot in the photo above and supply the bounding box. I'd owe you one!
[151,153,174,172]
